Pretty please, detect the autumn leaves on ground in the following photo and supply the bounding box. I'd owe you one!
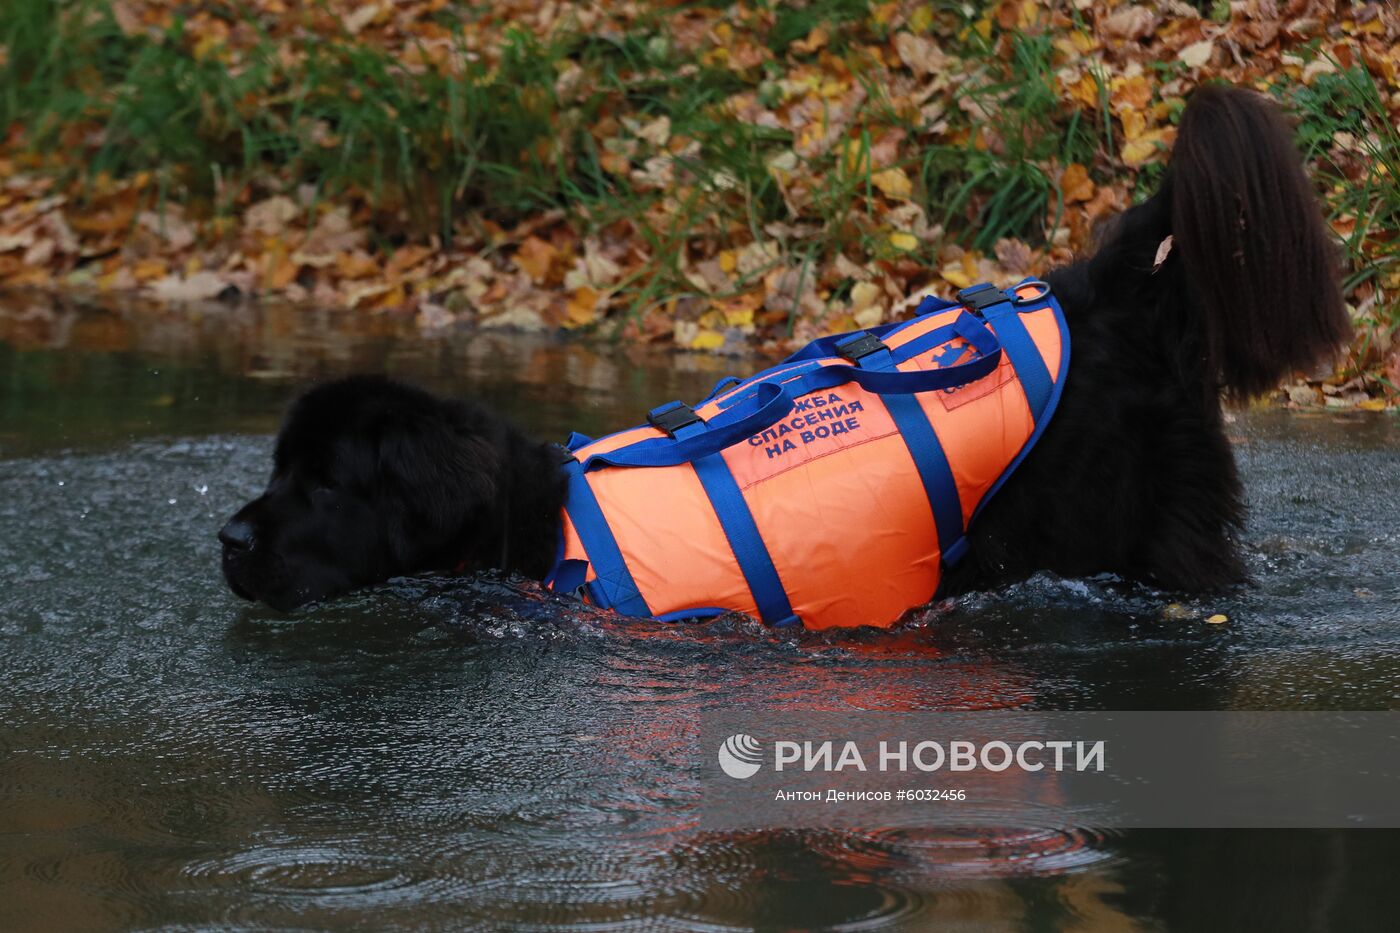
[2,0,1397,405]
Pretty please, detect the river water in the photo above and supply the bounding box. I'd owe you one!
[1,297,1398,931]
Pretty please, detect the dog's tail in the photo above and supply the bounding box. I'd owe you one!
[1168,84,1352,398]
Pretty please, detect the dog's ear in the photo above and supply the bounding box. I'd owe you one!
[375,413,501,567]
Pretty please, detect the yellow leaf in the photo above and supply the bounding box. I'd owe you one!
[1060,163,1095,203]
[264,252,300,289]
[690,329,726,351]
[1063,71,1101,110]
[723,307,754,328]
[871,167,913,200]
[1120,108,1147,141]
[792,26,828,55]
[908,5,933,33]
[718,249,737,274]
[850,280,883,312]
[853,305,883,328]
[711,290,763,328]
[1111,74,1152,112]
[941,265,973,289]
[1358,399,1388,411]
[1205,614,1229,624]
[514,236,556,284]
[335,250,379,280]
[132,258,169,282]
[889,231,918,251]
[565,286,599,328]
[1120,137,1160,166]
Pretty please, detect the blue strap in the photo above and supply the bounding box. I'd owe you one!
[846,334,967,564]
[969,283,1054,423]
[559,457,650,616]
[583,381,794,471]
[549,558,588,595]
[581,315,1001,472]
[691,453,798,627]
[702,375,744,402]
[711,315,976,413]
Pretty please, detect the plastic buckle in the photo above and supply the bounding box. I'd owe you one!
[835,332,889,363]
[956,283,1009,313]
[646,401,703,437]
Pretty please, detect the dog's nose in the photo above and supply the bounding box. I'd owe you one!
[219,517,255,552]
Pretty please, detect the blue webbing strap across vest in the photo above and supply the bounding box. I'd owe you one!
[691,453,799,627]
[579,316,1001,474]
[959,282,1054,423]
[559,457,650,616]
[656,404,797,627]
[834,331,967,566]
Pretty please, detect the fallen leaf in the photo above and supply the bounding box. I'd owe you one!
[344,3,383,36]
[1178,39,1214,69]
[244,196,300,236]
[514,236,557,284]
[853,306,882,328]
[941,265,973,289]
[148,270,233,302]
[1286,384,1321,405]
[131,257,169,282]
[894,32,949,76]
[1100,6,1157,41]
[689,328,726,351]
[850,280,883,312]
[994,238,1036,275]
[137,209,195,251]
[1060,163,1095,203]
[889,231,919,251]
[565,286,599,327]
[792,26,828,55]
[336,250,380,280]
[871,167,913,200]
[1120,135,1164,166]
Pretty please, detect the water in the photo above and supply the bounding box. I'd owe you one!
[2,297,1399,931]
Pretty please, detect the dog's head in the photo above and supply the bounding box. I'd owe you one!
[220,376,501,611]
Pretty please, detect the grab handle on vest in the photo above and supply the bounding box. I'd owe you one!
[581,381,795,471]
[580,313,1003,472]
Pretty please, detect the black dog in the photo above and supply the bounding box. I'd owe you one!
[220,86,1350,616]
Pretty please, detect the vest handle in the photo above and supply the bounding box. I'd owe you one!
[580,313,1003,472]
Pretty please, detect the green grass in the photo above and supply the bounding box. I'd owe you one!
[1281,61,1400,368]
[2,0,607,239]
[916,31,1097,250]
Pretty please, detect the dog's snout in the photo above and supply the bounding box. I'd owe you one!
[219,517,256,552]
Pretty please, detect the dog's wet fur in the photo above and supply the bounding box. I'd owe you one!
[221,86,1351,616]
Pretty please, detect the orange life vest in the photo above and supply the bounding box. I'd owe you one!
[544,281,1068,630]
